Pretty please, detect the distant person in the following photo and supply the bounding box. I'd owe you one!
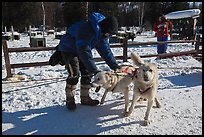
[153,15,173,55]
[49,12,121,111]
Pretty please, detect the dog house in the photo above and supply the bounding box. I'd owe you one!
[14,35,20,40]
[2,33,11,41]
[47,30,54,35]
[2,35,11,41]
[13,32,20,40]
[55,34,63,39]
[55,31,65,40]
[28,31,37,37]
[165,9,201,40]
[30,37,46,47]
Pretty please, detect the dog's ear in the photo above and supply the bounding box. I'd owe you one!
[131,52,144,66]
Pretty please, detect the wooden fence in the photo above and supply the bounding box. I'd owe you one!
[2,35,201,78]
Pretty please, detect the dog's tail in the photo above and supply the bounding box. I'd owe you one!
[131,52,144,66]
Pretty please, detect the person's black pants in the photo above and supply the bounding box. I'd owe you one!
[60,51,92,85]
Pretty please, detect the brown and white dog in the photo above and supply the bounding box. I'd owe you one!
[91,65,135,114]
[123,52,161,126]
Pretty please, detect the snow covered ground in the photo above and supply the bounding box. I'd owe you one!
[2,32,202,135]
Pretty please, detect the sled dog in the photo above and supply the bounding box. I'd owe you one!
[91,65,135,114]
[124,52,161,126]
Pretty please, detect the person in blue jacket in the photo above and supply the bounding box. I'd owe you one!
[49,12,120,111]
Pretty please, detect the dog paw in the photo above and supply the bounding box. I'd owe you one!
[122,111,131,117]
[100,102,104,105]
[144,120,151,126]
[156,104,161,108]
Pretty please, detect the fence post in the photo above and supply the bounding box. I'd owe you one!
[2,40,12,78]
[123,37,128,62]
[11,25,14,41]
[195,34,200,56]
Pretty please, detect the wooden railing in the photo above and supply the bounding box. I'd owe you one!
[2,34,201,78]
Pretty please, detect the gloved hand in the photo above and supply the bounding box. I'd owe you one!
[113,65,122,73]
[49,50,65,66]
[49,45,65,66]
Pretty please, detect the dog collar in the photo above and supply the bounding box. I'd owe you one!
[138,85,153,94]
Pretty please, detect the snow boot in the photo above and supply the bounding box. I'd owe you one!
[80,84,99,106]
[65,84,77,111]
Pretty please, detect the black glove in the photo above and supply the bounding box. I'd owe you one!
[93,70,101,76]
[113,65,121,72]
[49,50,65,66]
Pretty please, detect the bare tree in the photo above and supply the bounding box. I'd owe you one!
[138,2,145,26]
[41,2,45,37]
[86,2,88,21]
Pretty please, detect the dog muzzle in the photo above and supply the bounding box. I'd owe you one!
[90,82,102,93]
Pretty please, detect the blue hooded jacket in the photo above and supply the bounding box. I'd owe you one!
[57,12,119,73]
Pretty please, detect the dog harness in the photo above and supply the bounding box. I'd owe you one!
[122,66,130,74]
[106,72,131,92]
[138,85,153,94]
[106,72,119,91]
[120,65,135,74]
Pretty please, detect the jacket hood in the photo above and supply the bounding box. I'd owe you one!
[88,12,106,39]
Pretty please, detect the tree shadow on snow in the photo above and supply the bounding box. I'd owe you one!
[2,100,142,135]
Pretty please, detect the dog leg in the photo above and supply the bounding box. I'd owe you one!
[123,90,140,117]
[100,90,108,105]
[155,97,161,108]
[123,87,129,114]
[144,99,154,126]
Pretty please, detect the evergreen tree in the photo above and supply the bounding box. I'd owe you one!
[62,2,87,27]
[2,2,201,32]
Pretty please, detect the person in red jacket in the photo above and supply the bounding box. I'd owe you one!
[153,15,173,55]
